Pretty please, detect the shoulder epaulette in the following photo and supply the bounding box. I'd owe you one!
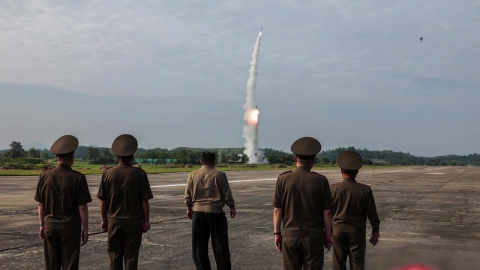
[330,182,340,186]
[104,166,113,170]
[279,170,292,176]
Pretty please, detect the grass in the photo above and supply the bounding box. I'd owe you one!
[0,162,404,176]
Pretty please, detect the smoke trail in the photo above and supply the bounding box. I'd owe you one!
[243,31,265,164]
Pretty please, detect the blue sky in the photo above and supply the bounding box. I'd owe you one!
[1,1,479,156]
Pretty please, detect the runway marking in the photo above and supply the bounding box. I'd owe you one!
[150,178,277,188]
[424,173,445,175]
[230,178,277,183]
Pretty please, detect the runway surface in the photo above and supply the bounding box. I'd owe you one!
[0,166,479,269]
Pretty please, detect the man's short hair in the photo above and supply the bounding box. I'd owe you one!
[201,152,216,163]
[56,151,74,161]
[295,154,315,165]
[118,154,134,160]
[296,154,315,161]
[341,169,359,175]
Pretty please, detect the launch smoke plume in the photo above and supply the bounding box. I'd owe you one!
[243,30,265,164]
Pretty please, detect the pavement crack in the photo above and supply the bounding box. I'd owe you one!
[385,170,468,220]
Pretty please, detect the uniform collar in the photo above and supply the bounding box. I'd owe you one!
[57,164,72,170]
[119,162,133,167]
[201,165,215,170]
[295,166,311,172]
[342,178,357,183]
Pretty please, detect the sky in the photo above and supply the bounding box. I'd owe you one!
[1,0,479,157]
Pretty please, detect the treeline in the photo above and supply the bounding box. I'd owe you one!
[135,147,249,164]
[78,146,250,164]
[2,141,480,166]
[265,147,480,166]
[0,142,249,165]
[0,142,54,160]
[316,147,480,166]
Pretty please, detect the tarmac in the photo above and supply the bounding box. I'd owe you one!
[0,166,479,269]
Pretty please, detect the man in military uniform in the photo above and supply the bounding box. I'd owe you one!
[34,135,92,270]
[97,134,154,270]
[330,150,380,270]
[272,137,333,270]
[184,151,236,270]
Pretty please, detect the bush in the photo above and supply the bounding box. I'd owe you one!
[164,164,184,168]
[271,164,287,168]
[215,163,229,168]
[37,164,55,170]
[0,158,44,165]
[240,164,257,168]
[0,163,54,170]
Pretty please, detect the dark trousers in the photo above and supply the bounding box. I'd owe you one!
[282,236,324,270]
[192,212,231,270]
[43,228,81,270]
[107,222,143,270]
[332,230,366,270]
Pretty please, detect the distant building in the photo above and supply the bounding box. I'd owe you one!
[135,158,177,164]
[370,159,390,165]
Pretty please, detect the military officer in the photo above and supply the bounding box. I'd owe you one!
[330,150,381,270]
[272,137,333,270]
[97,134,154,270]
[34,135,92,270]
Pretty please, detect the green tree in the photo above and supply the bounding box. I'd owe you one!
[218,152,227,163]
[4,141,26,158]
[157,151,169,164]
[86,146,100,163]
[101,148,115,163]
[240,154,249,163]
[363,159,373,165]
[41,152,51,162]
[28,148,41,158]
[321,158,330,165]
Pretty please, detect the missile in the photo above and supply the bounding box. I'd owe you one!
[261,28,263,32]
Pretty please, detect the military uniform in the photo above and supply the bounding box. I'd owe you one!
[272,137,333,270]
[330,151,380,270]
[97,134,153,270]
[184,163,235,270]
[34,135,92,270]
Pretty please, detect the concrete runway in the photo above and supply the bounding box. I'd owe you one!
[0,166,479,269]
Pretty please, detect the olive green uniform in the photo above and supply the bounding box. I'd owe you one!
[330,179,380,270]
[97,163,153,270]
[273,167,333,270]
[34,165,92,270]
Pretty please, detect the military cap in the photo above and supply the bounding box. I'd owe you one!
[111,134,138,157]
[336,150,363,170]
[290,137,322,156]
[50,135,79,155]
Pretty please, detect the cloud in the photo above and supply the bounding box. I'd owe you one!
[0,1,479,156]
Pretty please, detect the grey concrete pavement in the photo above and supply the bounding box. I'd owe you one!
[0,166,479,269]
